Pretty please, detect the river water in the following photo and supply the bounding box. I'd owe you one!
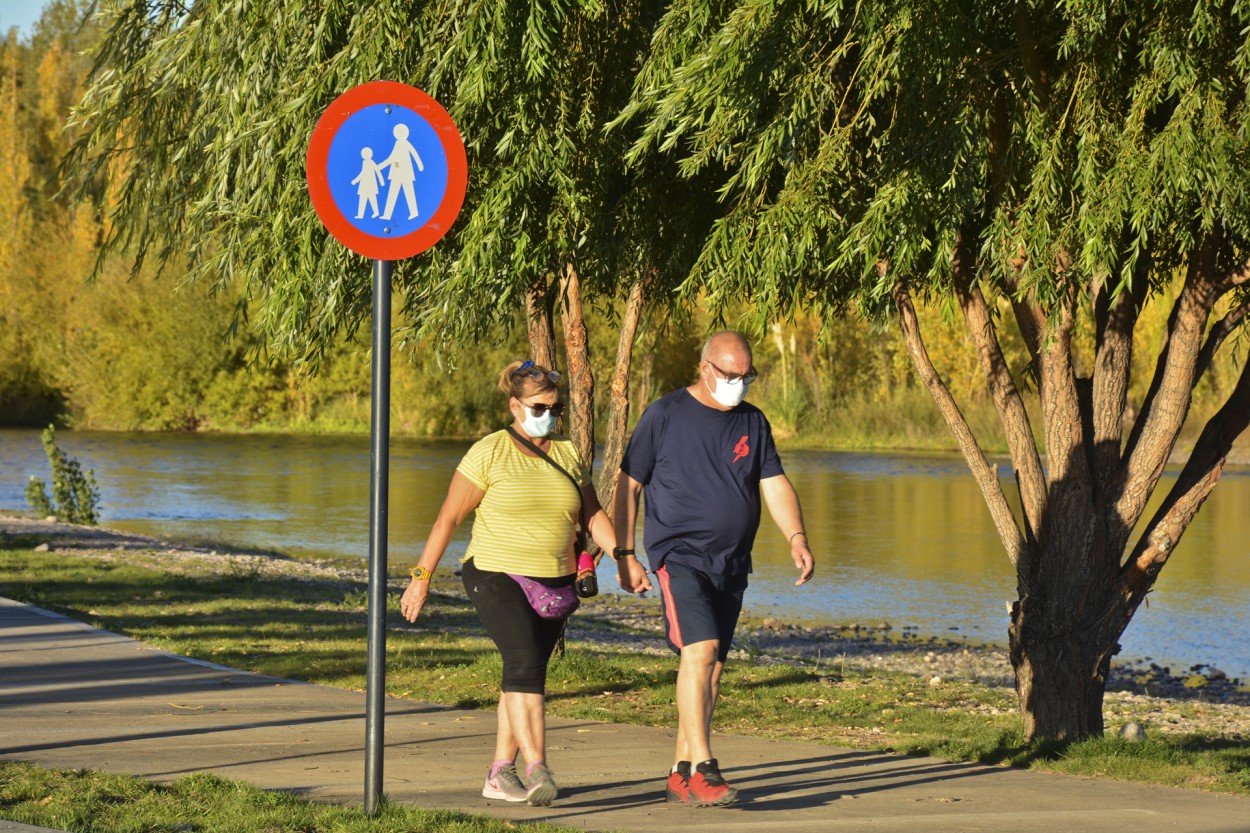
[2,428,1247,680]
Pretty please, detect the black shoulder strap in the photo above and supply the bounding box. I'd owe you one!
[505,426,584,514]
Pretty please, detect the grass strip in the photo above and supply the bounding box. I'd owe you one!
[1,544,1248,799]
[0,760,577,833]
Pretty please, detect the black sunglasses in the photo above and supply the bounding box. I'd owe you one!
[706,360,758,385]
[522,401,565,418]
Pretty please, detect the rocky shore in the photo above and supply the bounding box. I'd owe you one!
[567,594,1250,738]
[3,514,1248,739]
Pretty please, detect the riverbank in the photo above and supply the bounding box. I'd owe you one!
[1,513,1247,740]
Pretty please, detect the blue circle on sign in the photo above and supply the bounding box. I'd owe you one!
[324,103,450,239]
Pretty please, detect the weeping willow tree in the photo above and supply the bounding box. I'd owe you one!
[622,0,1250,741]
[64,0,712,478]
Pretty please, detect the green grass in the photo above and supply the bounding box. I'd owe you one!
[0,761,575,833]
[1,543,1248,802]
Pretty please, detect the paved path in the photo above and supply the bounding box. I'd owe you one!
[2,598,1248,833]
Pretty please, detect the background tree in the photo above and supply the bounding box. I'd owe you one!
[622,0,1250,741]
[407,0,660,469]
[0,2,100,426]
[0,0,1079,448]
[65,0,698,480]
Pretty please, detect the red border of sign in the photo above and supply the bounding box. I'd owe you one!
[306,81,467,260]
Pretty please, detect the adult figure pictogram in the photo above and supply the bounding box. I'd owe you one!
[379,124,425,220]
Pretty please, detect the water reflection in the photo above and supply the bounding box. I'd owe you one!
[2,428,1247,679]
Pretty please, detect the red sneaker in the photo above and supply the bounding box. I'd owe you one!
[687,759,739,806]
[666,766,691,803]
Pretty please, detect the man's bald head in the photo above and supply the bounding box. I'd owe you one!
[701,331,752,364]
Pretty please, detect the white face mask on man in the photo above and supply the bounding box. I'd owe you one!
[706,375,749,408]
[521,405,559,438]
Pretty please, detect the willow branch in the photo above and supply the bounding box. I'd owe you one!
[559,261,594,468]
[525,274,556,370]
[1120,356,1250,612]
[1088,263,1147,499]
[893,277,1028,570]
[1116,236,1231,545]
[1011,296,1044,373]
[1038,289,1089,487]
[953,235,1048,544]
[597,273,647,510]
[1195,299,1250,386]
[1121,231,1222,467]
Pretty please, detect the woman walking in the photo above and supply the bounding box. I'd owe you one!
[399,360,616,806]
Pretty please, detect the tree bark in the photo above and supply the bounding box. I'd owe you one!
[953,234,1046,561]
[1009,597,1117,740]
[525,275,556,370]
[1022,346,1250,742]
[560,261,594,469]
[597,275,646,512]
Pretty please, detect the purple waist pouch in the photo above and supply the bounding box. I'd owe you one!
[508,574,580,620]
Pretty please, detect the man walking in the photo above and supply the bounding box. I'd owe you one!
[613,331,816,806]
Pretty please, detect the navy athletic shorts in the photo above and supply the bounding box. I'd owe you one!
[655,560,748,662]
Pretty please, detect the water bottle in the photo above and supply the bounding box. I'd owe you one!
[575,551,598,598]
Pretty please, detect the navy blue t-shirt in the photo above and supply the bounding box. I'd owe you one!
[620,388,784,576]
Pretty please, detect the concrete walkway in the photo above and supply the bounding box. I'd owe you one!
[2,597,1248,833]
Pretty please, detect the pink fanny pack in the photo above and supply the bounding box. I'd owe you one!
[508,574,580,620]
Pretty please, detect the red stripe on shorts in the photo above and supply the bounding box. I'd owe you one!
[656,565,684,650]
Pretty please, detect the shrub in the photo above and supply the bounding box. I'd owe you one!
[24,425,101,525]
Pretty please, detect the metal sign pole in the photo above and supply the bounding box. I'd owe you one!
[307,80,466,815]
[364,257,393,814]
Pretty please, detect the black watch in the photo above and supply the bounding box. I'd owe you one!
[612,547,635,562]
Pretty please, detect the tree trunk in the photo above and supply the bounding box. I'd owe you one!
[1009,592,1119,739]
[525,275,556,370]
[597,275,647,511]
[560,262,594,468]
[892,213,1250,745]
[899,272,1122,741]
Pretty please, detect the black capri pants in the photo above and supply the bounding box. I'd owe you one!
[461,558,571,694]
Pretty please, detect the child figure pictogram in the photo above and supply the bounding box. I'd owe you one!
[350,147,386,219]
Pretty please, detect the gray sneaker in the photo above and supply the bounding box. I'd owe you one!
[525,762,559,806]
[482,764,528,802]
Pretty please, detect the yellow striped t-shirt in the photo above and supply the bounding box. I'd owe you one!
[457,430,589,577]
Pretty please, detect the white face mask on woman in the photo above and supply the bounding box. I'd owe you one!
[706,376,749,408]
[521,405,559,438]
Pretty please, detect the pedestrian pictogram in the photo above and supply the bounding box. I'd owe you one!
[307,81,467,261]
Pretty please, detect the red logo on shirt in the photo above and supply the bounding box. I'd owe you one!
[732,435,750,463]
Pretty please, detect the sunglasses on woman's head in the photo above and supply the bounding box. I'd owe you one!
[524,401,564,418]
[513,360,561,384]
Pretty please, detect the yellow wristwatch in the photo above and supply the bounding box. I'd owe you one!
[410,565,433,582]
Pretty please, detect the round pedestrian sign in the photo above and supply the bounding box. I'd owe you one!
[306,81,467,260]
